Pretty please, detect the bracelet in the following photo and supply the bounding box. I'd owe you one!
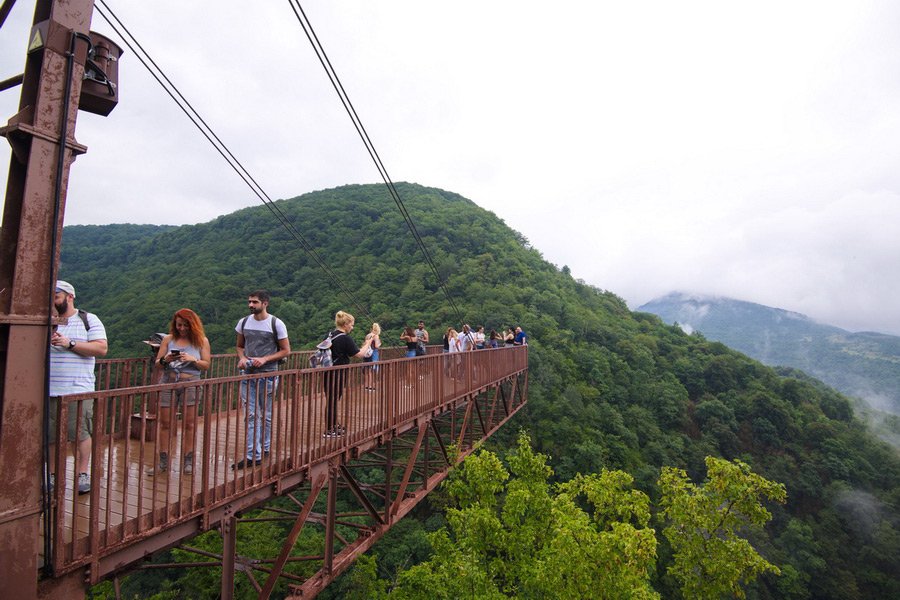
[159,357,168,367]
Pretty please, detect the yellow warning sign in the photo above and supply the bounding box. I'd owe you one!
[28,29,44,52]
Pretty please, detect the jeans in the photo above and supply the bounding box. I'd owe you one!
[405,349,417,358]
[241,376,276,460]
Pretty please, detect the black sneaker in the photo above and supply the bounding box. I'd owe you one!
[231,458,263,469]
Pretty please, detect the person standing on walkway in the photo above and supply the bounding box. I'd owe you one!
[474,326,486,350]
[401,326,418,358]
[48,280,108,495]
[514,327,528,345]
[363,322,381,391]
[233,290,290,469]
[415,321,429,356]
[445,327,461,378]
[488,329,500,349]
[148,308,210,476]
[322,311,373,437]
[458,324,476,352]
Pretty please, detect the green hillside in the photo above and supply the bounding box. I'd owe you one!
[62,184,900,599]
[638,292,900,416]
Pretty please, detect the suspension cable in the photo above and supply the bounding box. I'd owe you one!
[94,0,381,337]
[286,1,467,325]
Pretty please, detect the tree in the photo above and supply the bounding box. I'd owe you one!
[390,432,659,599]
[659,456,787,600]
[389,434,787,600]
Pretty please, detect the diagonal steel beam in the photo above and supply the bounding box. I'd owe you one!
[390,421,427,517]
[429,418,450,465]
[338,464,385,527]
[257,471,327,600]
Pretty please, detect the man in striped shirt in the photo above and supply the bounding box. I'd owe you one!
[48,280,108,495]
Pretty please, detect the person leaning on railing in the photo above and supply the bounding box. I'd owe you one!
[148,308,211,475]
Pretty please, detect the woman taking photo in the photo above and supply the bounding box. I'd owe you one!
[363,322,382,391]
[401,326,418,358]
[322,311,373,438]
[488,329,500,349]
[149,308,211,475]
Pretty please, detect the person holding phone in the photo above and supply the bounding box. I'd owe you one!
[149,308,211,475]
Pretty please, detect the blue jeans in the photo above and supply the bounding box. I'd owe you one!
[405,349,417,358]
[241,376,276,460]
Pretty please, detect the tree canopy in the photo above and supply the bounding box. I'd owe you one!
[61,183,900,599]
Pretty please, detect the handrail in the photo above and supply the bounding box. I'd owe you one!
[49,345,528,576]
[94,344,448,391]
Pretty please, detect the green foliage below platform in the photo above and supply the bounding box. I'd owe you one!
[64,183,900,599]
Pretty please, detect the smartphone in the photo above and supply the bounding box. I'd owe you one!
[171,350,181,356]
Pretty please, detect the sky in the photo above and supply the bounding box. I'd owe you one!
[3,1,900,335]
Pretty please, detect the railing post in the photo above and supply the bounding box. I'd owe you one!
[221,515,236,600]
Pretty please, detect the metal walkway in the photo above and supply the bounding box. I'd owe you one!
[44,346,528,598]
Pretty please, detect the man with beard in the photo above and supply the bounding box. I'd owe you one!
[48,280,108,495]
[233,290,290,469]
[415,321,429,356]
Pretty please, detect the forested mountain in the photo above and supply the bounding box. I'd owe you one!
[64,184,900,599]
[638,292,900,416]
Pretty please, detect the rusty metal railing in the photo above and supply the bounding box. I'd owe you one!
[95,345,446,390]
[48,345,527,577]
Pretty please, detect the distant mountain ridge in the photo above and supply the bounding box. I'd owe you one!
[638,292,900,415]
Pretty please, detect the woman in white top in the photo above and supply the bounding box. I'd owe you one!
[445,328,461,379]
[363,322,382,391]
[474,326,486,350]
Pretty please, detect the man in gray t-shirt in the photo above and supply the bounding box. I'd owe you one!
[414,321,429,356]
[233,290,290,469]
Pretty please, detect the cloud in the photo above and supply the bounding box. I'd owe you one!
[3,0,900,336]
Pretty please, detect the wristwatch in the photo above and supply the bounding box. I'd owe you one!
[67,340,77,350]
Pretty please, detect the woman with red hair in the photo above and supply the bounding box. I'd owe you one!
[148,308,211,475]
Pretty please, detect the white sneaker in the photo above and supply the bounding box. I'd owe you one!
[77,472,90,495]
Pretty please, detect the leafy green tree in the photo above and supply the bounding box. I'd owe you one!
[659,456,787,599]
[390,433,659,600]
[389,434,788,600]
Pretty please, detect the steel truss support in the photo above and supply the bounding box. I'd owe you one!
[119,372,527,599]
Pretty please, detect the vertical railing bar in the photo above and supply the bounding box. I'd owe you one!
[88,398,102,564]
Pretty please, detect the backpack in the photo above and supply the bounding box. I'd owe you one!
[309,331,345,368]
[76,309,91,330]
[240,315,287,364]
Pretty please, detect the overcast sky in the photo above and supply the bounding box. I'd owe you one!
[3,1,900,335]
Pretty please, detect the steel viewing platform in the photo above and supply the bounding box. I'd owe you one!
[40,344,528,598]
